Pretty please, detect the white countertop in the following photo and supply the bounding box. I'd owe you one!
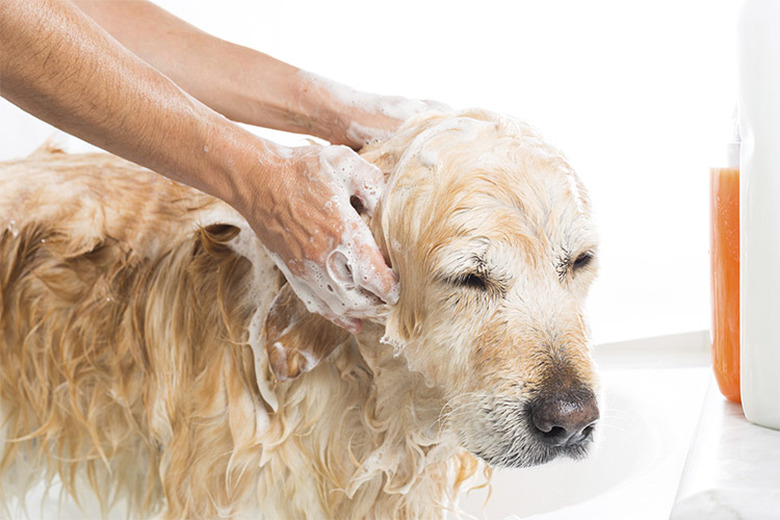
[670,379,780,520]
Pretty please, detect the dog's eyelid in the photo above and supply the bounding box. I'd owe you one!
[440,263,506,294]
[572,250,595,270]
[445,269,509,296]
[452,271,489,290]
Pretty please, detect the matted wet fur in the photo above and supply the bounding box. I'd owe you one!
[0,110,599,519]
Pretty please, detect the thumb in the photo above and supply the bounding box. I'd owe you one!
[347,227,399,305]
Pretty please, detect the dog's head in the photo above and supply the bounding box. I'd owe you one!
[363,109,600,468]
[264,109,600,468]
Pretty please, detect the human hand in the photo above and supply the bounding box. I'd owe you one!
[249,143,398,334]
[338,94,449,149]
[297,72,449,149]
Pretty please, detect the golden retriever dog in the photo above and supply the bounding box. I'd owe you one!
[0,109,600,519]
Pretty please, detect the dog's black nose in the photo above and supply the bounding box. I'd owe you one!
[529,390,599,447]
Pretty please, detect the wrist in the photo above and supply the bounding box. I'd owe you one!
[213,129,292,235]
[295,72,419,148]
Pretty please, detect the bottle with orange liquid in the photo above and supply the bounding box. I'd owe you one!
[710,117,741,403]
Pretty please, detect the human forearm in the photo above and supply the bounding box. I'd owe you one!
[0,0,275,212]
[69,0,321,137]
[69,0,438,148]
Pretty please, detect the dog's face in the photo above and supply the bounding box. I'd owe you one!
[369,110,600,468]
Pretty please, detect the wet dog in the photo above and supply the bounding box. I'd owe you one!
[0,110,599,519]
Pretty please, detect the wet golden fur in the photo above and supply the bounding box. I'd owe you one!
[0,110,598,519]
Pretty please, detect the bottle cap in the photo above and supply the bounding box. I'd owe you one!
[727,106,741,168]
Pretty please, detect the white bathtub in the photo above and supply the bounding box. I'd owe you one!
[457,331,711,520]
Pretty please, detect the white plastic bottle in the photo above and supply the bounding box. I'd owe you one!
[738,0,780,430]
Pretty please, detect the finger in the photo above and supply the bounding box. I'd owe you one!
[348,236,399,306]
[296,282,363,334]
[332,316,363,335]
[285,276,337,318]
[348,161,385,218]
[324,248,384,311]
[324,146,385,218]
[290,277,363,334]
[332,213,398,306]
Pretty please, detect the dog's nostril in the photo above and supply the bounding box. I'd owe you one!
[538,425,568,444]
[529,390,599,447]
[581,423,596,439]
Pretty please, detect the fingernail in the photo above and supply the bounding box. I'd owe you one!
[365,269,399,305]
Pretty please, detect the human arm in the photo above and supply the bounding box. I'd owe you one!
[69,0,438,149]
[0,0,397,331]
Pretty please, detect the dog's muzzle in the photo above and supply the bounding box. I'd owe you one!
[468,386,599,469]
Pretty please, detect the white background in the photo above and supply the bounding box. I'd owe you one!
[0,0,742,345]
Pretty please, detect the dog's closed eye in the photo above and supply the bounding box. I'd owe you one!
[439,251,511,296]
[445,265,507,296]
[451,271,489,291]
[557,250,596,281]
[572,251,594,271]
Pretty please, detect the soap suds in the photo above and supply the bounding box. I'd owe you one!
[261,145,397,329]
[298,71,449,147]
[299,71,441,122]
[346,121,394,148]
[390,116,490,182]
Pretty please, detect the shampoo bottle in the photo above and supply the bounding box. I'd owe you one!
[710,116,740,403]
[738,0,780,430]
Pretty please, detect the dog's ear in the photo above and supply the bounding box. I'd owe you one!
[263,283,350,381]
